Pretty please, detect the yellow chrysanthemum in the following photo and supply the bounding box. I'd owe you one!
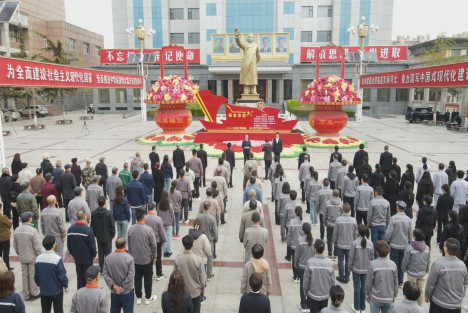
[164,93,171,101]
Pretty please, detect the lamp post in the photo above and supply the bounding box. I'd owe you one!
[347,17,379,123]
[126,19,155,122]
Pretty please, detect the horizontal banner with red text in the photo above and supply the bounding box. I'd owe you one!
[0,57,143,88]
[300,45,407,62]
[360,62,468,88]
[100,49,200,64]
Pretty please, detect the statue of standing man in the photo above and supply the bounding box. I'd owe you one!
[235,28,261,95]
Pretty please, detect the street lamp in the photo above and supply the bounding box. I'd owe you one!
[348,16,379,123]
[127,19,155,122]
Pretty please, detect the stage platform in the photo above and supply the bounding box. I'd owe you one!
[194,132,305,144]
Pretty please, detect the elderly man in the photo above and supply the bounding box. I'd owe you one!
[40,195,66,257]
[173,143,185,179]
[244,178,263,204]
[95,156,109,197]
[198,189,220,225]
[240,201,265,242]
[106,167,122,210]
[61,164,77,222]
[41,154,54,176]
[244,153,257,189]
[17,181,40,229]
[243,189,263,214]
[188,149,203,201]
[243,212,268,262]
[131,152,145,174]
[86,175,104,213]
[68,187,91,225]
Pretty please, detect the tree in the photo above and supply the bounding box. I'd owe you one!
[421,35,468,66]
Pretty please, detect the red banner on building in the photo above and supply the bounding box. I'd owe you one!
[100,49,200,64]
[360,62,468,88]
[300,45,407,62]
[0,57,143,88]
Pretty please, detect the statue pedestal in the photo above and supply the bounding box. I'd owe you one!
[237,94,262,107]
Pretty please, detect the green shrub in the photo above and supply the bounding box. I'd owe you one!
[147,102,205,118]
[287,99,356,118]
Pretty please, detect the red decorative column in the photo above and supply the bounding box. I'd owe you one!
[146,100,192,133]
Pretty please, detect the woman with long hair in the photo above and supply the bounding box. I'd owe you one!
[446,160,457,185]
[440,210,465,259]
[0,271,25,313]
[349,224,374,312]
[161,155,174,192]
[287,206,305,283]
[295,222,314,312]
[416,171,434,207]
[161,270,193,313]
[358,157,372,183]
[398,181,415,219]
[307,170,320,225]
[415,195,437,247]
[383,170,399,216]
[169,180,182,239]
[113,185,130,240]
[399,164,415,192]
[158,191,175,257]
[370,163,385,190]
[321,285,346,313]
[11,153,22,176]
[391,157,401,183]
[71,157,82,186]
[435,184,454,242]
[416,156,429,183]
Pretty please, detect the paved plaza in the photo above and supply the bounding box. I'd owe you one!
[3,112,468,313]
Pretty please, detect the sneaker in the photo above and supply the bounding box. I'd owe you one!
[302,309,308,313]
[29,295,40,301]
[285,256,291,261]
[172,235,178,240]
[463,305,468,312]
[145,295,157,305]
[351,305,360,313]
[155,274,165,281]
[291,276,299,283]
[201,296,207,304]
[336,276,345,283]
[185,220,189,224]
[176,235,181,239]
[332,256,337,261]
[207,274,215,281]
[136,298,142,305]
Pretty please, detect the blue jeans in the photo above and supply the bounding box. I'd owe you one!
[110,289,134,313]
[146,194,153,205]
[164,178,171,192]
[337,248,350,281]
[163,226,173,254]
[116,220,128,241]
[298,268,309,310]
[173,212,180,235]
[309,200,318,224]
[369,298,391,313]
[131,207,142,225]
[353,272,367,311]
[371,225,387,258]
[390,248,405,285]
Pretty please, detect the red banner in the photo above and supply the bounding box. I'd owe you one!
[360,62,468,88]
[300,45,407,62]
[0,57,143,88]
[100,49,200,64]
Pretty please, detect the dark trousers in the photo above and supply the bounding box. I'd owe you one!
[307,297,328,313]
[265,160,271,179]
[437,216,448,243]
[41,292,63,313]
[274,152,281,163]
[300,181,306,202]
[111,289,134,313]
[326,226,337,257]
[0,239,10,269]
[100,181,107,198]
[194,177,200,198]
[291,249,298,279]
[319,214,324,239]
[228,169,233,187]
[135,262,153,299]
[11,206,18,229]
[192,294,202,313]
[2,201,11,219]
[424,234,432,248]
[98,241,112,273]
[36,196,43,211]
[75,262,93,289]
[243,151,249,164]
[356,210,368,226]
[56,187,63,208]
[63,198,72,222]
[330,180,336,190]
[155,242,163,276]
[176,167,183,179]
[202,167,207,186]
[182,198,189,221]
[430,300,461,313]
[343,196,355,217]
[390,248,405,285]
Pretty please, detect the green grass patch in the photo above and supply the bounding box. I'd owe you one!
[147,102,205,118]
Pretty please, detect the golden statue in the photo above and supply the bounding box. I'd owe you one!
[235,28,261,96]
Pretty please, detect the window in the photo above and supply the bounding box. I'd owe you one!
[9,28,19,42]
[83,42,89,54]
[283,2,294,14]
[206,3,216,16]
[115,88,127,104]
[452,49,462,56]
[301,6,313,18]
[170,33,184,44]
[188,8,199,20]
[43,38,48,48]
[69,38,76,51]
[208,80,217,95]
[301,31,313,42]
[188,33,200,44]
[98,89,110,103]
[396,89,409,102]
[133,89,141,102]
[170,8,184,20]
[377,89,390,102]
[317,5,332,17]
[363,89,371,102]
[317,31,331,42]
[283,79,293,100]
[95,46,101,57]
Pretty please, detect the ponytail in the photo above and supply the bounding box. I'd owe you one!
[295,206,303,221]
[422,157,428,170]
[279,169,284,182]
[449,210,461,232]
[330,285,345,307]
[170,180,177,193]
[302,223,313,246]
[358,224,368,249]
[313,171,319,181]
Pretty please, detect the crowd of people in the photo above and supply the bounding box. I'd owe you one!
[0,138,467,313]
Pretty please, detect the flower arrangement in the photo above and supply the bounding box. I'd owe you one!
[145,75,198,102]
[299,75,361,104]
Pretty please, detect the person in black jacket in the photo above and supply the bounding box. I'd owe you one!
[197,144,208,187]
[40,154,54,176]
[238,272,271,313]
[149,145,160,172]
[161,270,193,313]
[262,140,273,179]
[242,135,252,165]
[223,143,235,188]
[379,145,393,179]
[9,174,22,229]
[91,196,115,274]
[352,144,368,177]
[298,147,310,170]
[383,170,399,216]
[439,210,465,259]
[445,160,457,186]
[415,195,437,247]
[153,162,165,205]
[458,205,468,263]
[435,184,454,243]
[416,171,434,207]
[173,144,186,179]
[329,145,342,164]
[11,153,22,176]
[391,157,401,184]
[370,164,385,191]
[398,181,414,219]
[61,165,77,222]
[0,168,12,221]
[67,210,97,289]
[272,132,283,161]
[358,157,372,183]
[399,164,414,192]
[95,157,109,197]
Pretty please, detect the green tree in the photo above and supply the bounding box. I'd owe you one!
[422,35,468,66]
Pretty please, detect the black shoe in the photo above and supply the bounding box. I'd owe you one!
[201,296,207,304]
[189,209,192,211]
[163,253,169,257]
[7,267,13,271]
[29,295,40,301]
[221,221,226,224]
[213,253,217,259]
[285,256,291,261]
[336,276,345,284]
[306,210,310,214]
[344,279,350,284]
[168,252,172,257]
[203,185,207,187]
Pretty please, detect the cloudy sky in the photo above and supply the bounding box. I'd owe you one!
[64,0,468,49]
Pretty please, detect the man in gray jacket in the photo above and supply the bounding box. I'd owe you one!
[385,201,412,286]
[425,238,468,312]
[243,212,268,263]
[188,149,204,200]
[40,195,66,257]
[70,265,109,313]
[316,178,332,240]
[106,167,122,210]
[145,203,166,281]
[368,187,390,258]
[128,208,157,305]
[333,203,357,283]
[341,165,359,217]
[303,239,335,313]
[354,174,374,226]
[198,201,217,280]
[197,188,220,225]
[102,237,135,313]
[67,187,91,225]
[13,212,42,301]
[323,189,343,259]
[299,154,311,203]
[86,175,104,212]
[327,154,341,190]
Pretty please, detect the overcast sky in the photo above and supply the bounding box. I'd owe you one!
[64,0,468,49]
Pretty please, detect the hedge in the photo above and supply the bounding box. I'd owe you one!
[286,99,355,117]
[147,102,205,118]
